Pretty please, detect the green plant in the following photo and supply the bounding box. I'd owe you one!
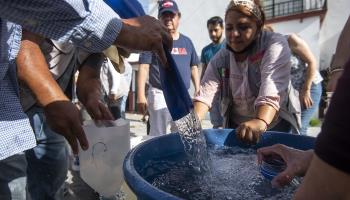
[309,118,321,127]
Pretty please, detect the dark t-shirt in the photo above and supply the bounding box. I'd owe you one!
[200,41,225,65]
[139,34,199,89]
[315,59,350,174]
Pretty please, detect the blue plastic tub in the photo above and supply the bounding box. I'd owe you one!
[123,129,316,200]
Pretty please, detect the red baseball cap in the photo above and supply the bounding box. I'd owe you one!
[158,0,179,16]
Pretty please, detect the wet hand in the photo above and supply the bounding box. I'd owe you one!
[236,119,267,144]
[44,101,88,154]
[257,144,313,187]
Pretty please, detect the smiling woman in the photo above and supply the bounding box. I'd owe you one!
[194,0,301,144]
[225,0,265,54]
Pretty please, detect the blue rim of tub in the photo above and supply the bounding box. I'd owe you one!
[123,129,316,200]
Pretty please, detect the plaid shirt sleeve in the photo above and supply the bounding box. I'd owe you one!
[0,0,122,52]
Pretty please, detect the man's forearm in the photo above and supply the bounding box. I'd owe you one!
[137,64,149,101]
[191,65,200,92]
[200,63,207,79]
[17,30,69,107]
[77,53,104,104]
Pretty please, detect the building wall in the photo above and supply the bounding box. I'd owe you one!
[319,0,350,70]
[268,16,321,67]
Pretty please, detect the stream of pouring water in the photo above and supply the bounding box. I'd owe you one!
[174,110,210,173]
[174,110,214,198]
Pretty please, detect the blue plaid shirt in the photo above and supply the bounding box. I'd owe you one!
[0,20,37,160]
[0,0,123,160]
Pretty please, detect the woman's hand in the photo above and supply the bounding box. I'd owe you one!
[257,144,314,187]
[299,88,313,109]
[236,119,267,144]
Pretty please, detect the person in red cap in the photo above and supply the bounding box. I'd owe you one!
[137,0,200,136]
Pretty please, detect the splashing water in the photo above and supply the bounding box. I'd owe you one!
[174,110,214,198]
[141,146,300,200]
[174,110,210,173]
[144,109,300,199]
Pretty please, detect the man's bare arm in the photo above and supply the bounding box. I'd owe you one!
[16,30,88,154]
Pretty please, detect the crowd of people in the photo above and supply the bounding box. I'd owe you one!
[0,0,349,199]
[0,0,172,199]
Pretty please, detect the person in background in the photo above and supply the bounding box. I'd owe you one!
[201,16,225,129]
[264,25,322,135]
[112,60,132,119]
[0,1,171,199]
[100,47,132,120]
[287,33,323,135]
[194,0,301,144]
[201,16,225,79]
[137,0,200,136]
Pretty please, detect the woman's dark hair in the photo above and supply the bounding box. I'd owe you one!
[207,16,224,28]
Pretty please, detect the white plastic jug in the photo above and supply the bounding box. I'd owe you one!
[79,119,130,197]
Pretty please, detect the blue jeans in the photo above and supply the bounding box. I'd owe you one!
[109,95,127,120]
[0,153,27,200]
[300,82,322,135]
[25,106,68,200]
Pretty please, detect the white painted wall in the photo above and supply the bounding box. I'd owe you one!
[319,0,350,70]
[268,16,321,68]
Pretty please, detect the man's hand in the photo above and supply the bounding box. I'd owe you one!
[76,54,114,121]
[137,95,148,115]
[82,92,114,121]
[236,119,267,144]
[44,101,88,154]
[115,16,172,66]
[257,144,313,188]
